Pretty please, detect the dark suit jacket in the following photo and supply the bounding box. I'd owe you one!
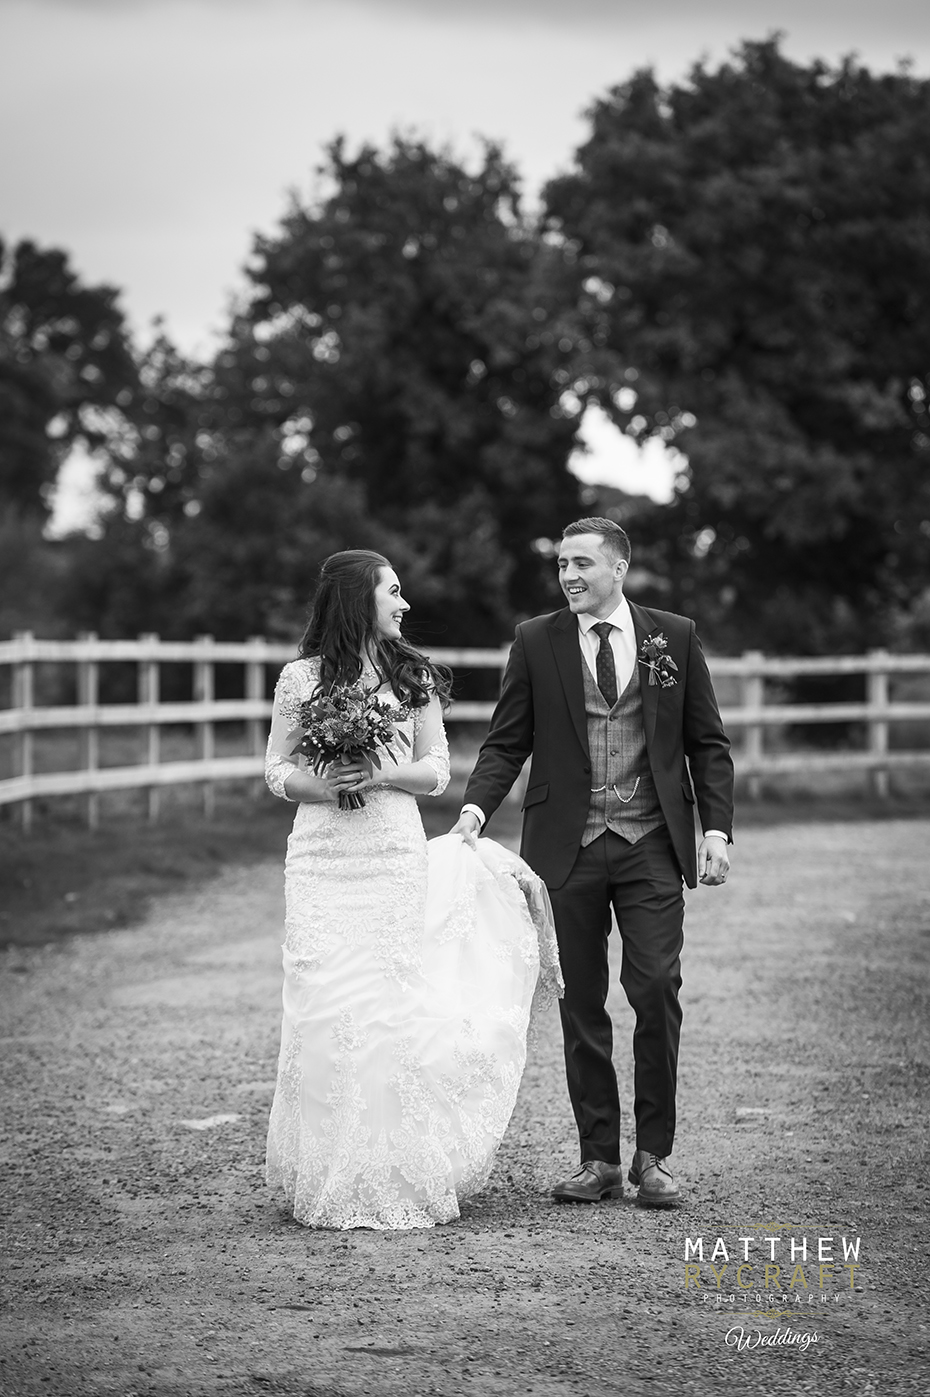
[462,603,734,890]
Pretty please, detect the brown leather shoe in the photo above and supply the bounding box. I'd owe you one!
[551,1159,624,1203]
[628,1150,681,1208]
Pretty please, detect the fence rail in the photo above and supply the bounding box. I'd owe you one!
[2,633,929,828]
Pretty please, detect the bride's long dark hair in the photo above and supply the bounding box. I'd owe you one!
[298,549,451,708]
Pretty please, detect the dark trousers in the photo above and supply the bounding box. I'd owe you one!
[548,826,685,1164]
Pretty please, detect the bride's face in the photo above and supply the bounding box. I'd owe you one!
[372,566,410,641]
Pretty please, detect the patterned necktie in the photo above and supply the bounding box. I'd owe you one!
[593,622,618,708]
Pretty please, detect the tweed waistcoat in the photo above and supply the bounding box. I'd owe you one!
[581,660,665,847]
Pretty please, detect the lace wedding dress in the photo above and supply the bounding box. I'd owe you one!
[264,658,562,1230]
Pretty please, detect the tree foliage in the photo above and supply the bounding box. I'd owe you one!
[207,137,586,641]
[546,39,930,651]
[80,139,590,643]
[0,238,138,519]
[8,43,930,656]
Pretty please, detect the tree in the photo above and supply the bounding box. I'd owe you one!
[545,40,930,652]
[205,136,586,643]
[45,328,218,640]
[77,139,592,645]
[0,238,138,519]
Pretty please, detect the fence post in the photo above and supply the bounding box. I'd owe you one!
[867,649,890,799]
[11,631,35,833]
[77,632,100,829]
[194,634,216,818]
[138,633,161,823]
[742,650,765,801]
[246,636,267,800]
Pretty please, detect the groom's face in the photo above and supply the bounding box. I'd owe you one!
[557,534,627,619]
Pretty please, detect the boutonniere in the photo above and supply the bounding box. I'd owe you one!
[638,632,679,688]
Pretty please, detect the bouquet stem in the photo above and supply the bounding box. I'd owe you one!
[338,790,366,811]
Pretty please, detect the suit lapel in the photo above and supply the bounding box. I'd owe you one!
[630,601,662,749]
[548,610,589,756]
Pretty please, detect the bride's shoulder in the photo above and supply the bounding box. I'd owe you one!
[282,655,320,674]
[276,656,320,696]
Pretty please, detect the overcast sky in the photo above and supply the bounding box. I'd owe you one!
[4,0,929,353]
[3,0,929,519]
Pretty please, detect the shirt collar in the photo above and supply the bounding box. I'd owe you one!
[577,595,631,635]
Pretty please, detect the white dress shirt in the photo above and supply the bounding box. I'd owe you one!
[577,596,637,695]
[463,597,728,841]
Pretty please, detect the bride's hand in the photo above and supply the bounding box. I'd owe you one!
[353,761,392,793]
[323,756,370,800]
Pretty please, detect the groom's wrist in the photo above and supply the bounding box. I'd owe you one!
[461,803,486,829]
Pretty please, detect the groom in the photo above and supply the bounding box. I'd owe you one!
[453,518,734,1207]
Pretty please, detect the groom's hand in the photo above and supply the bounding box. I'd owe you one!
[698,835,730,886]
[451,811,481,847]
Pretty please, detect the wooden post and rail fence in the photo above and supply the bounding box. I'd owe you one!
[2,632,930,831]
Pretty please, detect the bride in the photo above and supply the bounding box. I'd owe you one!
[264,549,561,1230]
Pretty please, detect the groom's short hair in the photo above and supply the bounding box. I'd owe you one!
[562,517,631,565]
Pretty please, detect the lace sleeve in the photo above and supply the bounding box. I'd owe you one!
[265,662,307,802]
[413,693,450,797]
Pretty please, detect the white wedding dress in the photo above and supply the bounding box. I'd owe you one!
[264,658,562,1230]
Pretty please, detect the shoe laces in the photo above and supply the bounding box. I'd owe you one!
[576,1161,611,1179]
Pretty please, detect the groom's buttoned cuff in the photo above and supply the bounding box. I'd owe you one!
[703,829,729,841]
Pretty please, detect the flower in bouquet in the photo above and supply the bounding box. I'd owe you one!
[286,683,411,809]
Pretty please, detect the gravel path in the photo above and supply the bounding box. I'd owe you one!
[1,821,929,1397]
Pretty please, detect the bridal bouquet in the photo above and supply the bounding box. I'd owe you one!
[287,684,411,810]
